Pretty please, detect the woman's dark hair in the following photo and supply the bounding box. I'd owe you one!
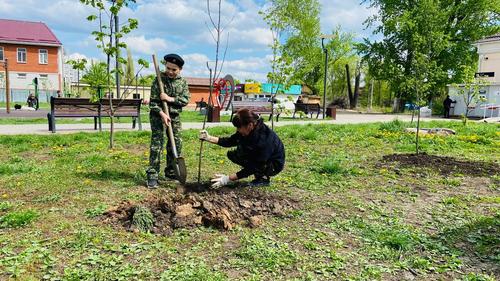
[232,108,260,128]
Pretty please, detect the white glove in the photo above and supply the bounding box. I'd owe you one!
[211,174,231,189]
[199,130,211,141]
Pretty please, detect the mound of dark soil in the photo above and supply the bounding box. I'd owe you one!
[103,184,298,235]
[381,153,499,177]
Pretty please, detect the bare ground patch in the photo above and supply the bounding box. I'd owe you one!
[381,153,499,177]
[102,183,299,235]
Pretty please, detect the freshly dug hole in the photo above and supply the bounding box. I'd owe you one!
[103,184,299,235]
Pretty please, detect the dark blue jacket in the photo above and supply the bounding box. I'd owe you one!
[217,119,285,179]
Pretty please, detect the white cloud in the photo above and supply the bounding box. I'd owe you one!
[65,52,88,61]
[320,0,378,39]
[0,1,14,12]
[123,35,176,55]
[1,0,378,82]
[179,52,270,82]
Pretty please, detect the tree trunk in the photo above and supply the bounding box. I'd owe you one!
[345,64,353,107]
[352,67,360,109]
[345,64,360,109]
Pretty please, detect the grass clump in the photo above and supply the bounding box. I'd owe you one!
[0,210,38,228]
[379,119,405,132]
[132,206,154,232]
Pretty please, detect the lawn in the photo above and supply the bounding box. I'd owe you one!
[0,108,228,125]
[0,120,498,280]
[0,107,328,125]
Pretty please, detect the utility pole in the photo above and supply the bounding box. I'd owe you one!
[320,34,335,119]
[4,59,10,114]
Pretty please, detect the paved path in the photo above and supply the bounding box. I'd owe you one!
[0,113,453,135]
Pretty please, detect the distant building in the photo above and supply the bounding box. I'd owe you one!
[448,33,500,118]
[0,18,63,102]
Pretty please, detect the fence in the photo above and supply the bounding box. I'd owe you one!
[0,88,58,103]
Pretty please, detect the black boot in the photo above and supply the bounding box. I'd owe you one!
[146,170,159,189]
[164,167,176,180]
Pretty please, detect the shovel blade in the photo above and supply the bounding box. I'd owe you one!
[174,157,187,184]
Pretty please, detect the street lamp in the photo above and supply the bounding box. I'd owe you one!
[320,34,335,119]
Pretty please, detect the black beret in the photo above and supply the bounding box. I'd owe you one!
[164,53,184,68]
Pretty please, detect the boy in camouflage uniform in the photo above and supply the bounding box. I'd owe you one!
[146,54,190,188]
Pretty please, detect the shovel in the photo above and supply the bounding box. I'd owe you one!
[152,54,187,184]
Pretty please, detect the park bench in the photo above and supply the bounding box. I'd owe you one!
[230,100,280,122]
[48,97,142,133]
[293,103,321,119]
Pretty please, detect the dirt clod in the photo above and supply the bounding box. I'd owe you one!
[102,184,298,234]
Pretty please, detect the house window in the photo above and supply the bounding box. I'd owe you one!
[17,48,27,63]
[39,49,48,64]
[17,73,27,79]
[0,47,4,61]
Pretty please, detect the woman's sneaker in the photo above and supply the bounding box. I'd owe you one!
[249,176,270,187]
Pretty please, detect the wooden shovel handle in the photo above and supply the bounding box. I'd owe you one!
[152,54,179,159]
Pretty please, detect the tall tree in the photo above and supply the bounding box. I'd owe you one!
[261,0,324,96]
[360,0,500,106]
[123,47,135,86]
[66,58,87,96]
[320,28,360,107]
[81,60,112,99]
[81,0,147,148]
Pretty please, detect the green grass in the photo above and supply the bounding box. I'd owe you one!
[0,107,232,124]
[0,121,498,280]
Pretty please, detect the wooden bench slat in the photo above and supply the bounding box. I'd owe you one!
[48,97,142,133]
[230,101,279,122]
[293,102,321,119]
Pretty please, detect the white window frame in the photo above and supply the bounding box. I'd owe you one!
[17,48,27,63]
[39,49,48,64]
[0,47,4,61]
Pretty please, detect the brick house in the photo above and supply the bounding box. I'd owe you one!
[0,19,63,102]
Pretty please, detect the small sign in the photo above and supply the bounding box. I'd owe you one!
[475,72,495,78]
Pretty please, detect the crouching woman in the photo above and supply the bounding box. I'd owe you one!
[199,108,285,188]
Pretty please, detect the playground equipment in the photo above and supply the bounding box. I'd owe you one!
[210,74,235,111]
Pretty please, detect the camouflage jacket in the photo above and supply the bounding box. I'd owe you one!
[150,73,190,116]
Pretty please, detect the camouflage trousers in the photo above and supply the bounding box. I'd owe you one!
[147,112,182,177]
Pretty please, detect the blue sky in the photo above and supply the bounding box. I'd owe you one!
[0,0,376,82]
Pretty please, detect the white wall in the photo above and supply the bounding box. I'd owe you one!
[449,83,500,117]
[476,40,500,83]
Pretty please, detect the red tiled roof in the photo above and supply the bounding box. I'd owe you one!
[185,77,211,86]
[0,19,61,46]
